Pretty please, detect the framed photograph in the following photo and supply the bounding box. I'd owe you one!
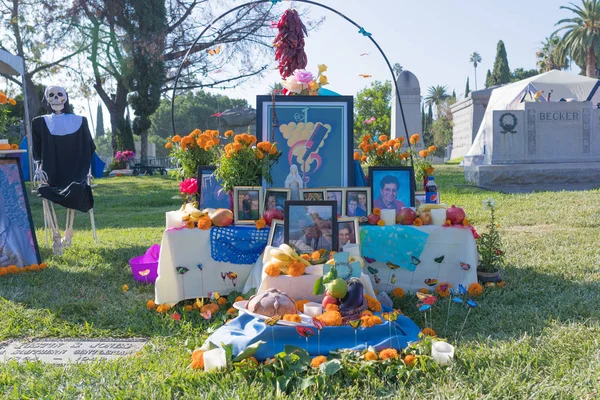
[0,157,41,268]
[257,95,354,199]
[368,166,415,211]
[325,188,345,216]
[284,200,337,254]
[264,188,291,213]
[300,188,326,201]
[337,217,360,252]
[233,186,263,225]
[344,187,371,217]
[267,219,285,247]
[197,165,231,210]
[415,191,427,209]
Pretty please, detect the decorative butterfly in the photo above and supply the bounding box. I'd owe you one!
[349,319,363,329]
[296,326,314,338]
[360,52,371,56]
[424,278,438,287]
[138,269,151,277]
[226,272,238,287]
[206,45,221,55]
[220,272,226,281]
[466,299,479,308]
[373,274,381,284]
[460,262,471,271]
[201,310,212,320]
[495,249,504,256]
[411,256,421,266]
[458,284,467,295]
[312,318,324,330]
[367,266,379,275]
[359,74,372,78]
[416,292,438,305]
[363,116,376,125]
[195,298,204,309]
[452,297,464,304]
[264,315,281,326]
[382,311,399,322]
[176,266,189,274]
[390,274,396,284]
[209,292,221,300]
[434,256,445,264]
[418,304,431,312]
[386,261,401,270]
[364,256,376,263]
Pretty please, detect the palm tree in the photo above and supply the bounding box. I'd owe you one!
[536,36,569,72]
[469,52,482,90]
[392,63,403,78]
[554,0,600,77]
[424,85,448,118]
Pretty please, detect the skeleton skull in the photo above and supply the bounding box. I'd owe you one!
[44,86,67,113]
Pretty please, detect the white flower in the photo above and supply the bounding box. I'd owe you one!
[282,75,305,94]
[482,197,496,209]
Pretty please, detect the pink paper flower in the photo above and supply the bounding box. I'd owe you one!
[293,69,314,85]
[179,178,198,195]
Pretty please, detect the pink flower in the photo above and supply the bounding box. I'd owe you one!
[293,69,314,85]
[170,313,181,321]
[179,178,198,195]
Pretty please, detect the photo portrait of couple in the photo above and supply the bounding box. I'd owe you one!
[285,202,337,254]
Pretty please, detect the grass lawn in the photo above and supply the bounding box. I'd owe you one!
[1,166,600,399]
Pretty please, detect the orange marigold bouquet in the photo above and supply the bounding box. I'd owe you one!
[215,132,282,192]
[0,89,18,147]
[354,134,410,167]
[165,129,221,178]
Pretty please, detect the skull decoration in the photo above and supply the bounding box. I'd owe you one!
[44,86,68,113]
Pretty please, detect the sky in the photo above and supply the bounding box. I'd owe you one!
[202,0,575,108]
[65,0,575,132]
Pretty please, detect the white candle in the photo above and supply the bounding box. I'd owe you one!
[203,348,227,371]
[380,209,396,226]
[165,211,184,229]
[430,209,446,226]
[431,341,455,365]
[303,302,323,317]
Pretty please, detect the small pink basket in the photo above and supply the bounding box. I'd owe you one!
[129,244,160,284]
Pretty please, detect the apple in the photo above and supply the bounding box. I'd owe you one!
[263,208,284,226]
[396,207,416,225]
[322,294,340,309]
[367,213,380,225]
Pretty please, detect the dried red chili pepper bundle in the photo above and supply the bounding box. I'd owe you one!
[274,9,308,79]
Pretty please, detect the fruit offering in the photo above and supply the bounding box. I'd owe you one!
[264,244,311,277]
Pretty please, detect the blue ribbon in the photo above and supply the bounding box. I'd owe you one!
[358,27,372,37]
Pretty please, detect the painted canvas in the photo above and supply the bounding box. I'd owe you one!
[0,157,41,268]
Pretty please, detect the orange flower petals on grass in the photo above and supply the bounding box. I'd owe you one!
[311,355,327,368]
[392,287,405,298]
[146,300,156,310]
[189,350,205,369]
[421,327,436,337]
[403,354,417,366]
[217,297,227,306]
[364,351,379,361]
[379,348,399,360]
[468,283,484,297]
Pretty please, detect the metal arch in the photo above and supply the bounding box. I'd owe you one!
[171,0,413,152]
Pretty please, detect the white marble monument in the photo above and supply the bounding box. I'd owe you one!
[449,88,493,160]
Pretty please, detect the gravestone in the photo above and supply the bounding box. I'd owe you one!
[391,71,424,150]
[0,339,146,364]
[449,88,493,160]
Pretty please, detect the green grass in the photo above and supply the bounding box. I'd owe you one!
[2,169,600,399]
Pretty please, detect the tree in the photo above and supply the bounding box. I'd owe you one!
[424,85,448,118]
[392,63,403,78]
[489,40,511,86]
[353,80,392,144]
[536,35,569,72]
[469,51,482,90]
[554,0,600,77]
[511,68,538,82]
[485,69,493,88]
[465,77,470,97]
[95,104,105,138]
[452,89,456,100]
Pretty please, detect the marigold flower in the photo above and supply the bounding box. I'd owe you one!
[426,166,435,175]
[232,142,242,152]
[363,134,371,142]
[227,307,236,315]
[377,219,385,226]
[172,134,181,143]
[365,294,382,312]
[269,144,278,155]
[189,349,205,369]
[436,282,451,297]
[8,98,16,106]
[224,130,234,138]
[255,218,267,230]
[361,310,373,317]
[146,300,156,310]
[311,355,327,368]
[235,296,244,302]
[422,327,436,337]
[373,208,381,216]
[197,216,212,230]
[256,150,264,160]
[40,262,48,269]
[378,134,388,142]
[283,314,302,323]
[419,150,428,158]
[265,263,281,277]
[409,134,420,145]
[217,297,227,306]
[403,354,416,366]
[325,303,339,312]
[353,152,361,161]
[379,348,398,360]
[413,217,423,226]
[392,287,405,298]
[468,282,484,297]
[444,219,452,226]
[185,219,196,229]
[360,155,368,163]
[247,356,259,366]
[428,145,437,153]
[122,284,129,292]
[361,315,383,328]
[310,251,321,260]
[318,64,328,73]
[288,261,306,277]
[300,254,311,261]
[364,351,379,361]
[157,304,171,313]
[165,142,173,149]
[462,218,470,226]
[201,303,219,314]
[295,299,309,313]
[329,251,337,259]
[315,310,342,326]
[418,288,430,294]
[318,75,329,85]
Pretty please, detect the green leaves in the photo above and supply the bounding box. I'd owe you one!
[233,340,266,362]
[313,276,324,295]
[320,359,342,376]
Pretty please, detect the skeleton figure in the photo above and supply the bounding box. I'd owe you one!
[31,86,97,255]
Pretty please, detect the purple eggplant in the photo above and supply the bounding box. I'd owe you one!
[339,278,364,312]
